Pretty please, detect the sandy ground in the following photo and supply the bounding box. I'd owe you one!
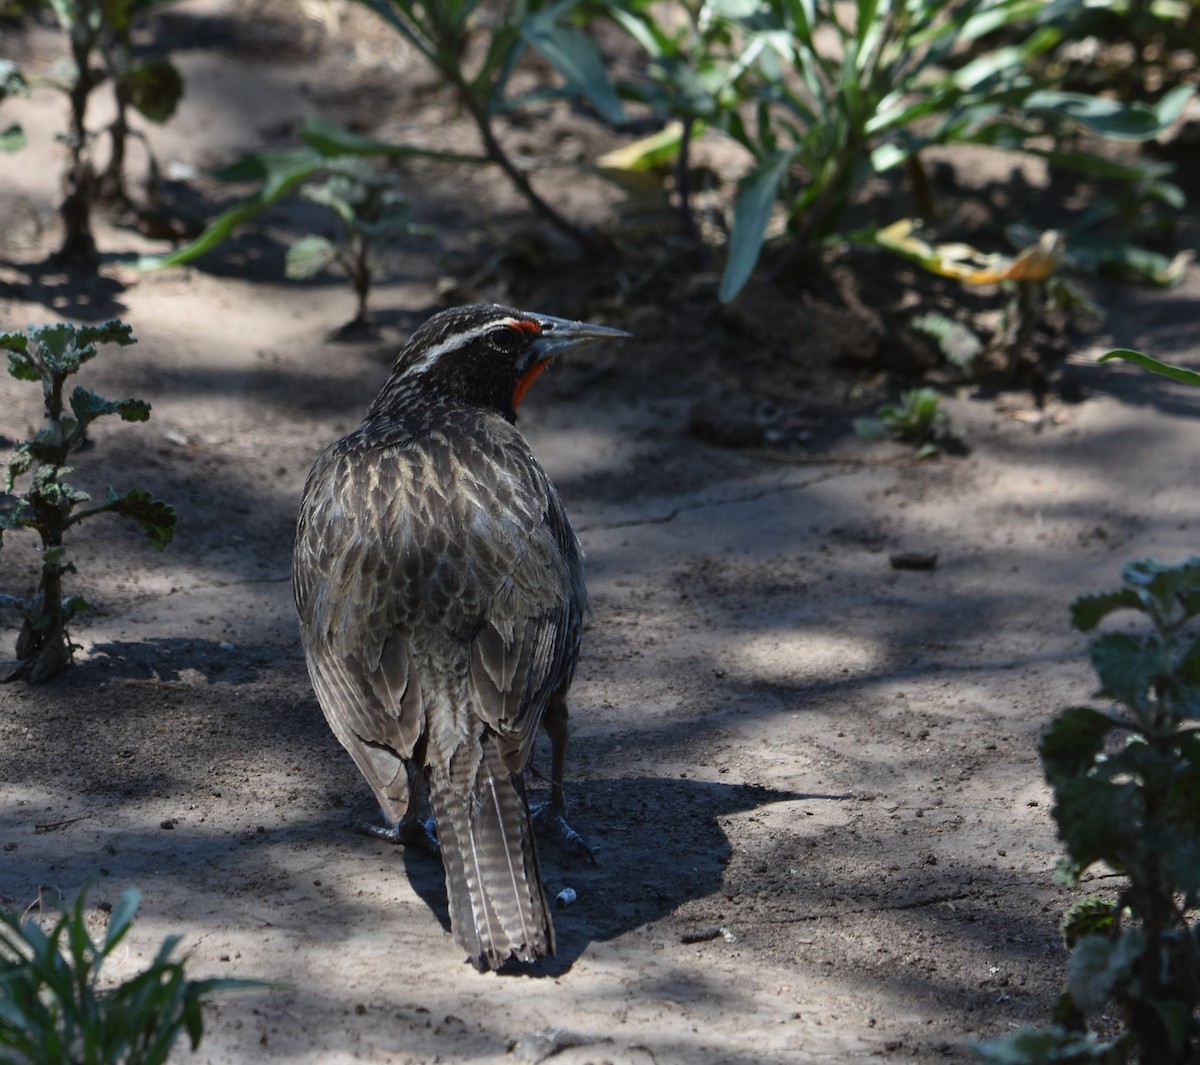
[2,3,1200,1063]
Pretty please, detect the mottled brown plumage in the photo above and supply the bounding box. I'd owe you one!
[293,304,627,970]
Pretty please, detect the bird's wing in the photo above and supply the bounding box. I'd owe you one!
[293,432,429,766]
[455,424,585,776]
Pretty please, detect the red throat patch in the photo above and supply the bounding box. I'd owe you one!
[512,356,553,409]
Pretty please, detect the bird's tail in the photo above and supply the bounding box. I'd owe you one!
[428,738,554,971]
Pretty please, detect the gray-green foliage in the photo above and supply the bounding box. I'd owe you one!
[977,558,1200,1064]
[0,57,30,152]
[853,386,951,456]
[285,158,431,331]
[604,0,1193,302]
[0,320,175,682]
[37,0,184,261]
[0,886,264,1065]
[150,0,624,272]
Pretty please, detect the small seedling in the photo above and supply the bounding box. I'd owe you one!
[853,387,951,457]
[0,885,266,1065]
[0,55,30,152]
[976,558,1200,1064]
[37,0,184,263]
[0,319,175,682]
[285,158,430,334]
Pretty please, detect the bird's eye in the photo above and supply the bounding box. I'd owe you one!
[488,326,519,353]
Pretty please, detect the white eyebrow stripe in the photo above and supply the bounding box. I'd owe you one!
[399,318,528,379]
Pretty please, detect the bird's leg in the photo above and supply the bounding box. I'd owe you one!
[356,766,440,858]
[530,698,596,864]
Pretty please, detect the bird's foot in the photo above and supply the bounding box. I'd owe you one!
[355,815,440,858]
[530,801,596,865]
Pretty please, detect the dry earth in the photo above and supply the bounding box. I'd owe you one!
[2,4,1200,1063]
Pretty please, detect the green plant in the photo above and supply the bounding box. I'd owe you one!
[0,886,264,1064]
[603,0,1192,302]
[0,56,30,152]
[602,0,754,251]
[350,0,623,253]
[977,558,1200,1064]
[852,386,951,456]
[875,220,1184,380]
[749,2,1191,297]
[153,1,624,271]
[0,320,175,682]
[36,0,183,263]
[284,158,432,334]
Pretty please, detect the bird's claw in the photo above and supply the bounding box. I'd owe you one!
[530,801,596,865]
[355,815,441,858]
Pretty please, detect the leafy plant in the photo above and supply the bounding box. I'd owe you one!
[149,1,625,272]
[284,157,431,334]
[0,56,30,152]
[602,0,1193,301]
[853,386,951,456]
[35,0,184,263]
[977,558,1200,1064]
[0,320,175,683]
[602,0,753,251]
[349,0,623,253]
[0,885,265,1065]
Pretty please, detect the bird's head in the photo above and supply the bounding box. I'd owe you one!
[368,304,630,422]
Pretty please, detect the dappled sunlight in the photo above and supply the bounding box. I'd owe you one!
[729,627,888,686]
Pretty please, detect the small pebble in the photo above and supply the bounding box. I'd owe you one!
[890,551,938,571]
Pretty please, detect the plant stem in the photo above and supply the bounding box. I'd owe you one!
[57,12,101,266]
[450,69,600,257]
[675,117,710,267]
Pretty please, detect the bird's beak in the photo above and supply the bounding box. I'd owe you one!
[526,313,631,360]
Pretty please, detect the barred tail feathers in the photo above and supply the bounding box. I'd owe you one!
[429,738,554,971]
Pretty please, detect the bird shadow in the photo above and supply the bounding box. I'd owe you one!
[394,775,847,977]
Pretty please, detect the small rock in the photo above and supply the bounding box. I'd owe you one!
[890,551,938,571]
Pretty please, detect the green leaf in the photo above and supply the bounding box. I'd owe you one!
[1040,706,1119,786]
[522,17,626,125]
[1155,84,1195,128]
[1052,774,1141,876]
[1025,89,1187,142]
[69,387,151,427]
[1060,897,1118,949]
[1089,632,1162,712]
[1099,349,1200,388]
[973,1024,1113,1064]
[852,416,887,441]
[61,594,92,620]
[143,149,325,270]
[73,319,136,349]
[104,888,141,952]
[0,124,26,152]
[0,58,29,102]
[107,488,176,549]
[72,487,176,548]
[1068,929,1143,1015]
[297,115,484,165]
[285,235,339,280]
[1071,588,1143,631]
[126,57,184,124]
[719,151,793,303]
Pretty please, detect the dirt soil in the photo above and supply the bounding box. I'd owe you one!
[2,3,1200,1063]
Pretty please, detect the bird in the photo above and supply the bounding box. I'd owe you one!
[292,303,629,971]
